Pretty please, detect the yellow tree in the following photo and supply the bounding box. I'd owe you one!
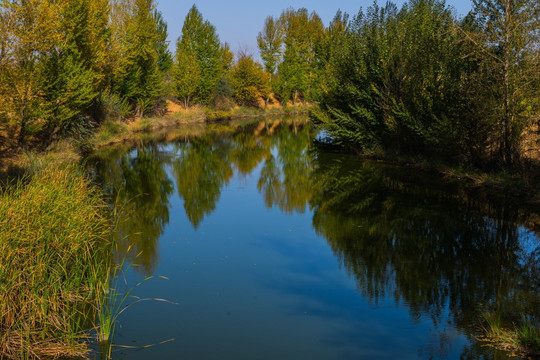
[0,0,59,145]
[230,54,271,107]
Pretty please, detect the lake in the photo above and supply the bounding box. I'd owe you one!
[87,117,539,360]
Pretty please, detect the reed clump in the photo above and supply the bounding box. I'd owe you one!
[0,165,112,359]
[480,313,540,358]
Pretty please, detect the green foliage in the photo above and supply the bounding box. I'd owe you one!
[230,55,271,107]
[176,5,228,105]
[316,0,540,167]
[113,0,162,117]
[172,43,201,108]
[153,10,172,74]
[211,74,234,110]
[472,0,540,165]
[257,16,284,74]
[0,0,60,144]
[276,8,325,104]
[316,0,536,167]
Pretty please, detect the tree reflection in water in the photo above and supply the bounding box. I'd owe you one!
[87,118,539,358]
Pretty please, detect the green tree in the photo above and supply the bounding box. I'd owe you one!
[257,16,284,74]
[172,43,201,108]
[40,0,106,137]
[114,0,162,117]
[177,5,226,104]
[277,8,324,104]
[153,10,172,74]
[472,0,540,165]
[230,54,271,107]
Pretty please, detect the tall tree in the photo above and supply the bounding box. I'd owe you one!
[0,0,59,144]
[40,0,107,136]
[277,8,324,104]
[114,0,162,117]
[176,5,226,104]
[472,0,540,165]
[153,10,172,74]
[257,16,284,74]
[172,43,200,108]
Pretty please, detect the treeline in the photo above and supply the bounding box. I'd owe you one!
[0,2,271,148]
[312,0,540,168]
[0,0,171,146]
[1,0,538,170]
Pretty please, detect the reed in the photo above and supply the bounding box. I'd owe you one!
[0,164,112,359]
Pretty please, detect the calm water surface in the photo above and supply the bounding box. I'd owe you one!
[87,118,539,360]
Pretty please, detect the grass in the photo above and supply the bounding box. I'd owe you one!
[0,164,113,359]
[479,312,540,358]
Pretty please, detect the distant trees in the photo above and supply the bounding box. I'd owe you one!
[256,8,326,105]
[1,0,537,171]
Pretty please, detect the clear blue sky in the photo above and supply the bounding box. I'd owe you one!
[156,0,474,57]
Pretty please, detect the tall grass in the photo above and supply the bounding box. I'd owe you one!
[0,165,112,359]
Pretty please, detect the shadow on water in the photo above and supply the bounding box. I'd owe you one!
[86,117,539,359]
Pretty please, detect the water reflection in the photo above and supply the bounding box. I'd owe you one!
[310,153,540,356]
[87,118,539,358]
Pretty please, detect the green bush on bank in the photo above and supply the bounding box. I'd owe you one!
[0,165,112,359]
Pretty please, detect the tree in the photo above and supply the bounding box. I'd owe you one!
[176,5,226,104]
[277,8,324,104]
[472,0,540,165]
[154,10,172,74]
[0,0,59,145]
[257,16,284,74]
[172,43,200,108]
[114,0,162,117]
[40,0,107,136]
[230,54,271,107]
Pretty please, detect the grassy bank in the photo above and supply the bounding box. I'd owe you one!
[0,163,112,359]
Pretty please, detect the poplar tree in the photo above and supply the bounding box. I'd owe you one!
[257,16,284,74]
[277,8,324,104]
[172,43,201,108]
[176,5,226,104]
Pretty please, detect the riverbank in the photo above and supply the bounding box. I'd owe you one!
[90,102,311,150]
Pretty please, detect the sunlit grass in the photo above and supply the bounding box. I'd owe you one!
[0,164,113,359]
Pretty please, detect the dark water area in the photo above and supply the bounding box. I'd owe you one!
[86,118,540,360]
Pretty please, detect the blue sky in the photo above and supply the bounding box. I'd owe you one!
[156,0,474,57]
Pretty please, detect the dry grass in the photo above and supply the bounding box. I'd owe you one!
[0,164,113,359]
